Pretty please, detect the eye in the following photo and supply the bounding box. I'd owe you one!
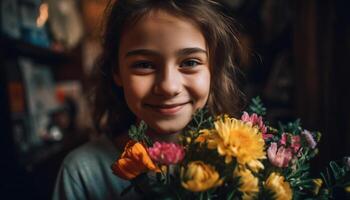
[132,61,155,69]
[180,60,201,68]
[130,61,156,74]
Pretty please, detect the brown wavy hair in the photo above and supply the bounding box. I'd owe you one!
[91,0,246,136]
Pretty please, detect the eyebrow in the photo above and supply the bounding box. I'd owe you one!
[125,47,207,58]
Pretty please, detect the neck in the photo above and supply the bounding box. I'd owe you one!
[146,129,180,143]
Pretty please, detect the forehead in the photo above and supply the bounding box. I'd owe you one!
[119,10,207,53]
[124,9,202,35]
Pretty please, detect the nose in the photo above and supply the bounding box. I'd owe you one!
[153,66,182,97]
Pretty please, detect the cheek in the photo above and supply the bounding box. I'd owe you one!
[122,76,154,105]
[187,71,211,107]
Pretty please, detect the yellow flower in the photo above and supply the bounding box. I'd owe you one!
[234,167,259,200]
[312,178,323,195]
[181,161,223,192]
[201,116,266,172]
[265,172,292,200]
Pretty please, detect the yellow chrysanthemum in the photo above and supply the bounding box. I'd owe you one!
[181,161,223,192]
[201,116,266,172]
[234,167,259,200]
[265,172,292,200]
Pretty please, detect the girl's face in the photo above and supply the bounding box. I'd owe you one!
[114,10,210,135]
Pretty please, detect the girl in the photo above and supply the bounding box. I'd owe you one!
[53,0,245,199]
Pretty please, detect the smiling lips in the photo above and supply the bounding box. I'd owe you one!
[146,102,190,115]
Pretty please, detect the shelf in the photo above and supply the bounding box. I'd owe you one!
[0,36,71,64]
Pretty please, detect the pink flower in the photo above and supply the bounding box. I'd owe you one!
[301,130,317,149]
[279,133,300,153]
[267,142,293,168]
[241,111,267,134]
[148,141,185,165]
[291,135,301,153]
[263,133,274,140]
[280,133,288,146]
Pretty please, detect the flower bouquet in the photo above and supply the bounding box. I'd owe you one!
[112,97,350,199]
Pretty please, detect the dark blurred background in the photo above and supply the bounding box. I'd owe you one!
[0,0,349,199]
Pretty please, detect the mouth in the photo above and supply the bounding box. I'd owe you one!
[145,102,190,115]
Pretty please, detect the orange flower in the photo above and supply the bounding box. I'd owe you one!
[112,140,159,180]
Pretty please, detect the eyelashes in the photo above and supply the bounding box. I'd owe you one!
[130,59,203,71]
[132,61,155,69]
[180,60,201,68]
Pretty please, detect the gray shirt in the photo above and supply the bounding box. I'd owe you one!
[52,135,139,200]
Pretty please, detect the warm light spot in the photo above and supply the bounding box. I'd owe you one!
[36,3,49,28]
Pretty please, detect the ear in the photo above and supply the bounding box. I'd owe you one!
[113,72,123,87]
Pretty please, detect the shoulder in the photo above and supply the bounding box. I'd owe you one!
[62,134,120,172]
[54,134,141,200]
[54,135,133,199]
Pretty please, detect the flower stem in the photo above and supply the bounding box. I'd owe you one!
[199,192,204,200]
[166,165,170,184]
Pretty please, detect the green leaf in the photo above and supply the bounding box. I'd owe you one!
[247,96,267,116]
[128,121,153,146]
[330,161,342,180]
